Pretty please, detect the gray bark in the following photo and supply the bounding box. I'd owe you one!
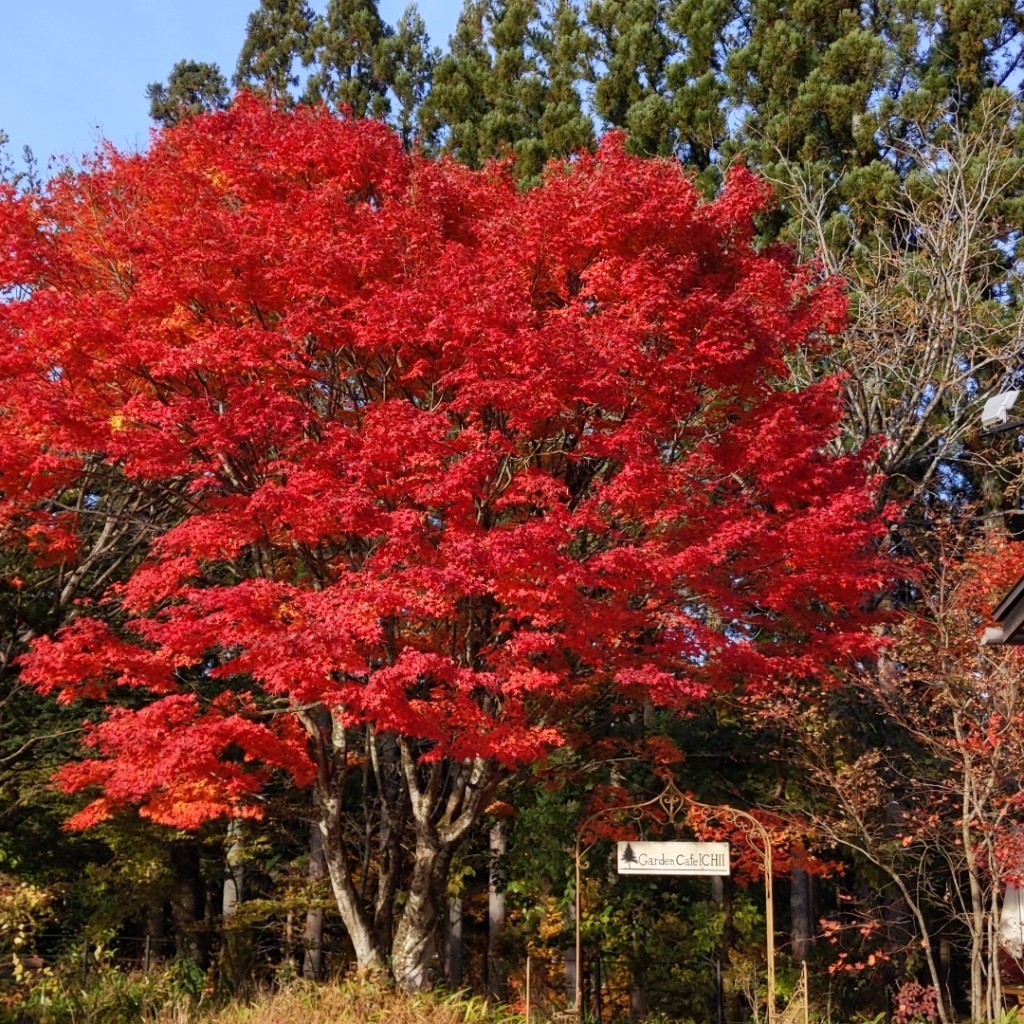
[303,708,384,973]
[488,821,507,999]
[790,862,812,963]
[446,894,464,987]
[222,818,244,918]
[389,741,501,993]
[303,818,327,980]
[220,818,251,991]
[299,706,501,991]
[391,836,452,992]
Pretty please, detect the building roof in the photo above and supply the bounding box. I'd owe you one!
[982,569,1024,646]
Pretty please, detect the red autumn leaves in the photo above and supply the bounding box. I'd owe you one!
[0,97,883,827]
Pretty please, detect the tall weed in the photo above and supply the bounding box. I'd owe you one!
[166,979,526,1024]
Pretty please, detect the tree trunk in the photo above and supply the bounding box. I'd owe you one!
[713,874,740,1024]
[391,834,453,992]
[303,818,327,980]
[301,707,500,991]
[144,904,166,963]
[488,821,507,1000]
[446,894,464,987]
[876,865,951,1024]
[319,786,384,972]
[630,914,648,1023]
[956,713,989,1023]
[790,860,812,964]
[169,841,208,966]
[305,709,384,973]
[220,818,252,993]
[390,741,501,993]
[371,730,406,953]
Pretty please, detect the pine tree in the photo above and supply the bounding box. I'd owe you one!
[716,0,1024,233]
[664,0,732,170]
[724,0,886,171]
[419,0,495,163]
[147,60,230,127]
[422,0,594,180]
[909,0,1024,121]
[588,0,674,155]
[477,0,549,179]
[234,0,316,103]
[385,6,439,148]
[535,0,595,163]
[303,0,393,118]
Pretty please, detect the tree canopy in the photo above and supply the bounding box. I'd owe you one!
[0,97,884,991]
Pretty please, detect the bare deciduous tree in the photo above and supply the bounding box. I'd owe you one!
[776,94,1024,504]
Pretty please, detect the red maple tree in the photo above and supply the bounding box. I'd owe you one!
[0,97,883,988]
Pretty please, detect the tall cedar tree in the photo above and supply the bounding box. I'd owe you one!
[386,7,438,149]
[234,0,317,101]
[302,0,393,117]
[418,0,496,163]
[420,0,593,178]
[147,61,231,128]
[1,99,884,990]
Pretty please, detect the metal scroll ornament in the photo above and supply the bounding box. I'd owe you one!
[573,777,779,1024]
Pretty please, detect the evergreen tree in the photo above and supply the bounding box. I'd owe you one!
[719,0,1024,232]
[303,0,393,118]
[724,0,886,171]
[477,0,549,178]
[419,0,495,163]
[147,60,230,127]
[588,0,674,155]
[664,0,732,170]
[911,0,1024,119]
[422,0,594,179]
[234,0,316,103]
[385,6,439,148]
[535,0,595,163]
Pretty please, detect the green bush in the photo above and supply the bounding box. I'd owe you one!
[5,955,203,1024]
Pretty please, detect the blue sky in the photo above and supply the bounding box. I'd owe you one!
[0,1,458,174]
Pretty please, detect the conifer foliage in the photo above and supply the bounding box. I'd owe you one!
[0,99,883,989]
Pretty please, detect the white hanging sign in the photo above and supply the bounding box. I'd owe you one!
[616,840,730,876]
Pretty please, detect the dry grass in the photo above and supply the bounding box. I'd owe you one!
[168,979,526,1024]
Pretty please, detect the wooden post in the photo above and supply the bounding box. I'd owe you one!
[575,833,583,1021]
[525,954,531,1024]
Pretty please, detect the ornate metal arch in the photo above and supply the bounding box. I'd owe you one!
[572,777,777,1024]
